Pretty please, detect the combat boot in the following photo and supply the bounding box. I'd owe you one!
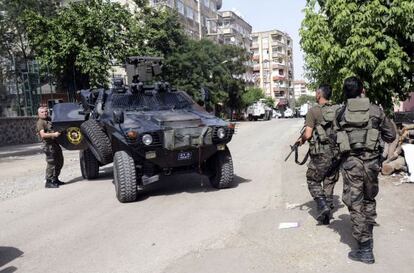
[45,179,59,188]
[55,178,65,186]
[348,240,375,264]
[315,197,330,223]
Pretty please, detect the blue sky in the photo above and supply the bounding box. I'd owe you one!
[221,0,307,80]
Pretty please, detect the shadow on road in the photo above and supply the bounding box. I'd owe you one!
[299,195,345,221]
[0,267,18,273]
[327,214,356,249]
[138,174,251,201]
[63,166,114,185]
[0,246,23,270]
[299,196,355,248]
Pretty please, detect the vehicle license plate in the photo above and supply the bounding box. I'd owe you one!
[178,151,192,160]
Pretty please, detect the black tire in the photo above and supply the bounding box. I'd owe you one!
[208,147,234,189]
[113,150,137,203]
[253,117,258,121]
[248,115,253,121]
[81,119,113,165]
[80,149,99,179]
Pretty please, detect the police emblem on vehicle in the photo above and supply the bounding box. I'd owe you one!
[66,127,82,145]
[178,151,192,160]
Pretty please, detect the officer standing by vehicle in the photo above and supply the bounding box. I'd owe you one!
[296,85,340,224]
[36,106,64,188]
[335,77,396,264]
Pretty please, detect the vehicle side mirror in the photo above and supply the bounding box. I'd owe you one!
[113,109,124,124]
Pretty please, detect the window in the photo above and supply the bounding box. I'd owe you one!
[278,69,284,76]
[252,36,258,43]
[203,0,209,7]
[176,0,184,15]
[186,6,194,19]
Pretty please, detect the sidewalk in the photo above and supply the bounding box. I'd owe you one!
[0,143,43,158]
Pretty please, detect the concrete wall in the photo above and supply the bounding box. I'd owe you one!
[0,117,40,147]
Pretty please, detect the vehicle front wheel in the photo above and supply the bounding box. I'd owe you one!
[208,147,234,189]
[80,149,99,179]
[113,150,137,203]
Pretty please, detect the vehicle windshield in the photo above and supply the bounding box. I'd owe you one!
[111,92,193,111]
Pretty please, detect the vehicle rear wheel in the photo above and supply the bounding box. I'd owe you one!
[208,147,234,189]
[113,150,137,203]
[248,115,253,121]
[80,149,99,179]
[253,117,258,121]
[80,119,113,165]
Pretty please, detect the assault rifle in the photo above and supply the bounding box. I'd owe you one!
[284,126,309,165]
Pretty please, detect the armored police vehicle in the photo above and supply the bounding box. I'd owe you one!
[52,57,235,203]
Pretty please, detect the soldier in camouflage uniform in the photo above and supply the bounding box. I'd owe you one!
[36,107,64,188]
[335,77,396,264]
[297,85,340,225]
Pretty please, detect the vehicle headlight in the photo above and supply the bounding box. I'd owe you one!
[142,134,153,146]
[217,128,226,139]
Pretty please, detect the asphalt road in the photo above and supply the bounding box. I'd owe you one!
[1,119,413,273]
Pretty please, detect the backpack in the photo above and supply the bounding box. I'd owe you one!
[336,98,380,153]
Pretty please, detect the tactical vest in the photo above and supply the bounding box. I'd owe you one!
[336,98,380,154]
[309,104,339,155]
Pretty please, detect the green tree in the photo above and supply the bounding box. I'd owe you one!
[296,94,315,107]
[300,0,414,110]
[129,1,188,57]
[164,39,249,112]
[0,0,58,61]
[25,0,135,92]
[241,87,265,108]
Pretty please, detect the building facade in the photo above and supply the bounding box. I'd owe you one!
[251,30,294,107]
[149,0,223,40]
[293,80,313,99]
[215,10,252,50]
[61,1,223,40]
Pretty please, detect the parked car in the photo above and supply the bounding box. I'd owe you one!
[246,99,273,121]
[272,109,282,119]
[284,108,294,118]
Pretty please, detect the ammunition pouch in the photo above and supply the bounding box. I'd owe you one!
[337,131,351,154]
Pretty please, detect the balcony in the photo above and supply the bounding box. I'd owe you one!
[272,63,286,70]
[273,75,286,81]
[251,43,259,49]
[273,90,286,98]
[272,52,285,58]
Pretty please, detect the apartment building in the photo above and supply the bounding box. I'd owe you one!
[215,10,252,50]
[61,1,222,39]
[293,80,314,99]
[251,30,294,107]
[150,0,223,39]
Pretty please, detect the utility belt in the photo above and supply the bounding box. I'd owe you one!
[336,128,379,154]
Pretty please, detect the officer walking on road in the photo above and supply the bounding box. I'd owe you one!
[296,85,340,225]
[36,106,65,188]
[335,77,396,264]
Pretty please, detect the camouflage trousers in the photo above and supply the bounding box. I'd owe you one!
[306,152,340,202]
[43,143,64,180]
[341,155,380,243]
